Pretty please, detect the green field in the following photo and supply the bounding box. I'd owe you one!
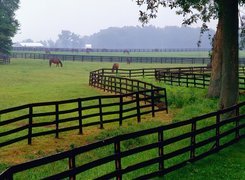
[11,50,245,58]
[0,59,244,179]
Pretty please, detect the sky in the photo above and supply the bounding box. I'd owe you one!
[13,0,218,42]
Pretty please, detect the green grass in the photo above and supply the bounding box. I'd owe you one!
[12,50,211,58]
[0,59,244,179]
[11,50,245,58]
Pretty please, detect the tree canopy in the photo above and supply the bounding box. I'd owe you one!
[135,0,245,110]
[0,0,19,54]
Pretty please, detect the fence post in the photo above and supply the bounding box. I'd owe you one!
[103,76,106,92]
[235,105,240,139]
[194,74,196,87]
[131,81,134,100]
[28,105,33,145]
[114,77,117,94]
[119,96,123,126]
[55,103,59,138]
[190,119,196,160]
[151,89,155,117]
[78,98,83,135]
[158,129,164,176]
[114,139,122,180]
[99,97,104,129]
[119,78,122,94]
[216,111,221,150]
[136,92,141,123]
[125,79,128,94]
[69,155,76,180]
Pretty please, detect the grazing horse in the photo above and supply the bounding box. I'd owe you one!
[123,49,130,54]
[112,63,119,73]
[49,58,63,67]
[45,50,51,54]
[126,58,132,64]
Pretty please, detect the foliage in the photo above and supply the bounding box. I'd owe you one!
[0,0,19,54]
[39,26,214,48]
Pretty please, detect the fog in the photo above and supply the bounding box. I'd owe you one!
[13,0,217,42]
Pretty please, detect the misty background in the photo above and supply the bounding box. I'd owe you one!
[17,26,215,49]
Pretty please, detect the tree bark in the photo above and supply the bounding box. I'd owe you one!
[219,0,239,111]
[207,16,223,98]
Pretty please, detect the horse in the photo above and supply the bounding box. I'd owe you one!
[123,49,130,54]
[126,58,132,64]
[112,63,119,73]
[45,50,51,54]
[49,58,63,67]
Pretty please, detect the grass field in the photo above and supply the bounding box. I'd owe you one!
[11,50,245,58]
[12,50,211,58]
[0,59,244,179]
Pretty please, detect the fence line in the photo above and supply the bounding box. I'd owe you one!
[155,69,245,90]
[1,102,244,179]
[10,52,245,65]
[89,67,245,90]
[11,52,214,64]
[0,54,10,64]
[0,81,167,148]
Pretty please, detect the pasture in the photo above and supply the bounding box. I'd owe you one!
[0,58,244,179]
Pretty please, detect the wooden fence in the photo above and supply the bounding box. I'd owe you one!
[1,102,244,179]
[0,87,167,148]
[89,66,245,90]
[90,66,211,79]
[11,52,213,64]
[89,69,167,100]
[155,69,245,90]
[0,54,10,64]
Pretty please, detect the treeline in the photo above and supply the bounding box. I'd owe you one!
[21,26,215,49]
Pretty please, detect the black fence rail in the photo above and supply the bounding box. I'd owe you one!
[0,87,167,148]
[0,54,10,64]
[156,69,245,91]
[11,52,214,64]
[90,66,212,79]
[89,69,168,112]
[1,102,244,179]
[89,67,245,90]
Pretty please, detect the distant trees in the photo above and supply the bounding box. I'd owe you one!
[55,30,84,48]
[0,0,19,54]
[37,26,213,49]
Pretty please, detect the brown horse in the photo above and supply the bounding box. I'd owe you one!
[49,58,63,67]
[112,63,119,73]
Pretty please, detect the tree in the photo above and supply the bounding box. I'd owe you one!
[135,0,244,110]
[55,30,84,48]
[0,0,19,54]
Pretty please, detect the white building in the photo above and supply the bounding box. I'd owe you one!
[13,42,44,47]
[85,44,92,49]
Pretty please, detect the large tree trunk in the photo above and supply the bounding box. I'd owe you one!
[219,0,239,111]
[207,16,223,98]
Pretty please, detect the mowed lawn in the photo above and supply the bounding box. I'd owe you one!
[0,58,192,109]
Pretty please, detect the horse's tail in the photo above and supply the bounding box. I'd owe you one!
[59,60,63,67]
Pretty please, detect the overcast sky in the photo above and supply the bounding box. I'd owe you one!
[13,0,217,42]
